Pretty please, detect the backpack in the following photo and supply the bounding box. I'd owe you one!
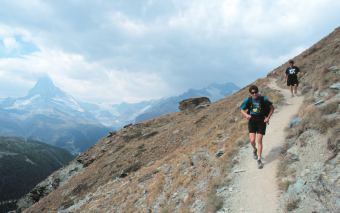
[246,96,270,117]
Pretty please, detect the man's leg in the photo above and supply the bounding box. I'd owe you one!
[256,134,264,160]
[249,133,256,148]
[294,84,298,95]
[290,85,294,97]
[249,133,257,159]
[256,133,264,169]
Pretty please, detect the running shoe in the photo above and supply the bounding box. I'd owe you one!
[257,159,264,169]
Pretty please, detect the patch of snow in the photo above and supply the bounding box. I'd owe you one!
[5,95,40,110]
[52,95,85,112]
[0,151,18,158]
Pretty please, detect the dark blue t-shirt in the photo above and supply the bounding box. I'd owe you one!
[240,96,272,116]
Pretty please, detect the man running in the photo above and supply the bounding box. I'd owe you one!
[285,59,300,97]
[240,85,274,169]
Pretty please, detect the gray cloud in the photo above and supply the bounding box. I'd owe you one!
[0,0,339,103]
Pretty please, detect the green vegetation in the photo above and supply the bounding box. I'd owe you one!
[0,136,74,212]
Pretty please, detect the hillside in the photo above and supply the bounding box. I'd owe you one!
[0,136,74,213]
[18,27,339,213]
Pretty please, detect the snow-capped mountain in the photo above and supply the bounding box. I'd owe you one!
[0,76,110,154]
[2,76,88,117]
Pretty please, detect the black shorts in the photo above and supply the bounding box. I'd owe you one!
[248,117,267,135]
[287,76,299,86]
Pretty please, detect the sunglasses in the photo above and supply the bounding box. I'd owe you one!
[250,91,258,94]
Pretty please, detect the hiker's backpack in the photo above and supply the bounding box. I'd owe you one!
[246,96,270,117]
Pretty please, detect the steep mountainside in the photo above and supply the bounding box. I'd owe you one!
[0,136,74,213]
[18,27,339,213]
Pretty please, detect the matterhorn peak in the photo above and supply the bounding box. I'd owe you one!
[27,75,65,98]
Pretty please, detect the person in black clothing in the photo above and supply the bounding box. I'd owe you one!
[240,85,274,169]
[285,59,300,97]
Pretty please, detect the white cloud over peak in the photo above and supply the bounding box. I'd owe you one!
[0,0,339,104]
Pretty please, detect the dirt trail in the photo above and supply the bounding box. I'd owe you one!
[223,79,304,213]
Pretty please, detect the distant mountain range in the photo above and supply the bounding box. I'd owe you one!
[0,76,238,153]
[0,76,110,154]
[84,82,239,126]
[0,136,73,213]
[134,82,239,123]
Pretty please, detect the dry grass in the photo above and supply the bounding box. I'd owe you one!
[277,159,296,192]
[297,105,335,134]
[320,101,339,115]
[285,197,300,211]
[146,172,165,207]
[205,177,224,213]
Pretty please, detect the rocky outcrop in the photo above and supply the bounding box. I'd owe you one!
[178,97,211,111]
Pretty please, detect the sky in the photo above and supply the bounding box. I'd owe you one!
[0,0,339,104]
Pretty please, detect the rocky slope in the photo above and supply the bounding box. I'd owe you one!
[268,27,340,212]
[18,27,340,213]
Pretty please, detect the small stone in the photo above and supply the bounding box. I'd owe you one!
[314,99,324,105]
[183,194,189,202]
[319,91,329,97]
[328,65,339,71]
[215,150,224,158]
[329,82,340,90]
[233,170,246,173]
[289,117,301,128]
[173,129,180,134]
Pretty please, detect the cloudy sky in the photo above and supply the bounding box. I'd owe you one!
[0,0,339,104]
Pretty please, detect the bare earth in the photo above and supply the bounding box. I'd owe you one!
[226,79,304,213]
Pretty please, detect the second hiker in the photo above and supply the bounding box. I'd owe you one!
[285,59,300,97]
[240,85,274,169]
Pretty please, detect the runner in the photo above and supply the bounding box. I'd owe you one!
[240,85,274,169]
[285,59,300,97]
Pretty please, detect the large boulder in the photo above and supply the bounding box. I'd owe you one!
[178,97,211,111]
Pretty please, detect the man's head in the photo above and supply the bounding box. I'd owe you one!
[248,85,259,98]
[289,59,294,66]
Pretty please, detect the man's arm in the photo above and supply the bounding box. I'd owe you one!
[264,105,274,123]
[240,98,251,120]
[241,109,251,120]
